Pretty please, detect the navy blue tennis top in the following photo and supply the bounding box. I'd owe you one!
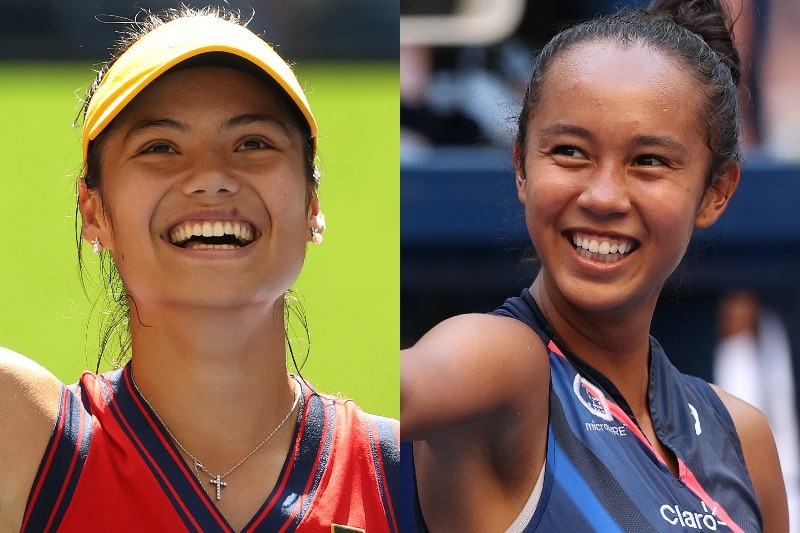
[406,289,762,532]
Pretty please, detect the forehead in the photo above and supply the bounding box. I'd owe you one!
[533,39,706,138]
[546,39,696,98]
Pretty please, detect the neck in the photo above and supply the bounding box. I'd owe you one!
[531,277,654,411]
[126,295,299,469]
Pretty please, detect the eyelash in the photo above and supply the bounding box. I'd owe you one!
[143,142,174,154]
[635,155,667,166]
[552,145,669,167]
[237,138,271,151]
[552,145,585,158]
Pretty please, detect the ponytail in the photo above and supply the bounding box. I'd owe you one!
[649,0,741,86]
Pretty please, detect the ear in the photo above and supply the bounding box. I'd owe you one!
[306,189,325,241]
[78,179,112,249]
[307,189,321,219]
[694,162,740,229]
[513,144,528,204]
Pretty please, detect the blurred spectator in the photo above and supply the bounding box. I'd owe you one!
[714,291,800,532]
[401,0,800,161]
[757,0,800,160]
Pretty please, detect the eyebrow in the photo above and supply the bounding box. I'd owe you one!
[126,118,189,140]
[125,114,292,140]
[628,134,688,156]
[537,123,689,156]
[537,123,592,140]
[221,114,292,137]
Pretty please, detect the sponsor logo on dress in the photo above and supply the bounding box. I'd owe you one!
[688,403,702,436]
[573,374,614,422]
[660,501,728,530]
[331,525,366,533]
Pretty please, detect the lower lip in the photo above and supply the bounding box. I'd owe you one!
[168,242,255,257]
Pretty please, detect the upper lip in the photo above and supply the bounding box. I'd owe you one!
[165,210,259,248]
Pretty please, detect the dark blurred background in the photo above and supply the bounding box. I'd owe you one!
[0,0,398,61]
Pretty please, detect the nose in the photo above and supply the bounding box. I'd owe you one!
[576,162,631,216]
[181,152,241,196]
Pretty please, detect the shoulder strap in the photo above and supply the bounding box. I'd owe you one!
[21,384,93,533]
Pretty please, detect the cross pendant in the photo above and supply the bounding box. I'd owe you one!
[209,475,227,500]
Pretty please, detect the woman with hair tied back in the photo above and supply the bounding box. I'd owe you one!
[401,0,788,532]
[0,6,398,533]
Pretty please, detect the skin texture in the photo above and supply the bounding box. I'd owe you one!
[0,66,322,532]
[402,40,788,532]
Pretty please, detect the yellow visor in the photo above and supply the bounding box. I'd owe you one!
[82,15,317,164]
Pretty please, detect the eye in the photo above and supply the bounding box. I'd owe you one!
[143,142,175,154]
[237,138,270,151]
[635,154,667,166]
[553,145,586,158]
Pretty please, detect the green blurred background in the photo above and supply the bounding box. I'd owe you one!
[0,61,398,418]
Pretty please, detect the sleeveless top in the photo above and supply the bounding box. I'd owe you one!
[23,364,400,533]
[407,289,762,532]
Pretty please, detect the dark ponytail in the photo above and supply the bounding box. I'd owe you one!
[516,0,741,182]
[648,0,741,86]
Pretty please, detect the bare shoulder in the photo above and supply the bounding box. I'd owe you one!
[0,347,63,530]
[401,312,549,440]
[403,314,551,531]
[0,346,63,413]
[711,385,789,533]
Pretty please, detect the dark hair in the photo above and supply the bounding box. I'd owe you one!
[76,5,316,371]
[515,0,741,183]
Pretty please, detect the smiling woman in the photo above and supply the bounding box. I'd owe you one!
[401,1,788,532]
[0,6,397,533]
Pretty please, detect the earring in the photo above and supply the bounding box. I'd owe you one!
[91,237,102,254]
[309,213,325,244]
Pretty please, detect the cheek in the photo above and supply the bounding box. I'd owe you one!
[103,183,166,251]
[260,183,311,232]
[523,169,580,219]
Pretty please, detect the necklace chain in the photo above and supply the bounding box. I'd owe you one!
[131,371,301,500]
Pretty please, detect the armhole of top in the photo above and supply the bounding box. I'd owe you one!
[503,460,546,533]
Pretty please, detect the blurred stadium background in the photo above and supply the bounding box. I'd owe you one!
[0,0,399,418]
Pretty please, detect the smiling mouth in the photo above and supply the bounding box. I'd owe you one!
[570,232,637,263]
[169,220,256,250]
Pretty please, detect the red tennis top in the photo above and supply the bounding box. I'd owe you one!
[22,365,399,532]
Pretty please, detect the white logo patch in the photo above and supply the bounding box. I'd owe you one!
[573,374,613,421]
[688,403,702,436]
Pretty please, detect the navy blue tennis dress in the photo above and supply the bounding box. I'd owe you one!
[407,289,762,532]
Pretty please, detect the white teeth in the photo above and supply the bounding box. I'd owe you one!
[572,234,633,256]
[168,219,256,247]
[186,242,239,250]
